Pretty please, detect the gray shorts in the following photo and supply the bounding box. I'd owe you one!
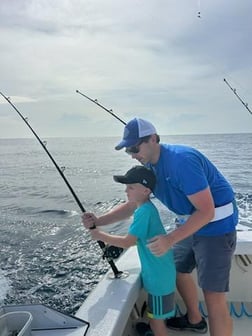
[173,231,237,292]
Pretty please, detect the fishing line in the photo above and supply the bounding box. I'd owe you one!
[0,91,123,278]
[76,90,126,125]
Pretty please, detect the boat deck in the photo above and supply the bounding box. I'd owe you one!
[168,317,251,335]
[12,316,251,336]
[124,316,252,336]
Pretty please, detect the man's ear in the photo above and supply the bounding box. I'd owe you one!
[150,134,157,144]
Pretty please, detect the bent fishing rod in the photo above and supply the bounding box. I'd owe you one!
[0,91,123,278]
[224,78,252,116]
[76,90,127,125]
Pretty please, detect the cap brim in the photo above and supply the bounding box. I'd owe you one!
[115,143,124,150]
[113,175,125,183]
[113,175,131,184]
[115,138,139,150]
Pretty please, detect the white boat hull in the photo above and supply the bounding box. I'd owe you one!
[1,227,252,335]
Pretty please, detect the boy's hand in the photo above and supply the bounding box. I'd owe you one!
[89,228,102,241]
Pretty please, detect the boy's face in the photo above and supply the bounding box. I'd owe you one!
[125,183,150,203]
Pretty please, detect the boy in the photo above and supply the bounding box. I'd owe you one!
[87,165,176,336]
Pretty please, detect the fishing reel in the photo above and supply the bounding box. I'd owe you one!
[102,245,124,260]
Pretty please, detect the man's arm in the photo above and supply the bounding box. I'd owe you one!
[82,201,137,228]
[148,187,215,256]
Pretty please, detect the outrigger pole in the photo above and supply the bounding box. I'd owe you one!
[76,90,127,125]
[0,91,123,278]
[224,78,252,115]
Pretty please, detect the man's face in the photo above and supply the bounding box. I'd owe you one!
[125,136,157,164]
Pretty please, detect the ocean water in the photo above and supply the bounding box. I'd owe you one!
[0,134,252,314]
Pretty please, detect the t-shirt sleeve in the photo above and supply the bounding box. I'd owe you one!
[129,205,150,240]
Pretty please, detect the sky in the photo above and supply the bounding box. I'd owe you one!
[0,0,251,138]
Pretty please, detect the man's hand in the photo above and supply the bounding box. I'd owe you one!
[82,212,98,229]
[147,234,173,256]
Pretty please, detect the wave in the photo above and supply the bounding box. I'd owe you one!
[0,270,10,304]
[37,209,79,217]
[236,193,252,227]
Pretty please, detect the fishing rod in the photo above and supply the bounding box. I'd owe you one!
[76,90,127,125]
[0,91,123,278]
[224,78,252,115]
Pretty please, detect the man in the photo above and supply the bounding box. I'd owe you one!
[83,118,238,336]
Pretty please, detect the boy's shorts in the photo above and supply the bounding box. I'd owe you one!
[147,292,175,319]
[173,231,236,292]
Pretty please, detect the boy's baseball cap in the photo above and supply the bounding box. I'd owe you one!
[113,165,156,192]
[115,118,156,150]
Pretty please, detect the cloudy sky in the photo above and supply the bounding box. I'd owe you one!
[0,0,251,138]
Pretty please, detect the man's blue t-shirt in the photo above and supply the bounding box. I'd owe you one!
[147,144,238,236]
[129,201,176,296]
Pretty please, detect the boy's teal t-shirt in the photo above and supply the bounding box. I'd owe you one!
[128,201,176,296]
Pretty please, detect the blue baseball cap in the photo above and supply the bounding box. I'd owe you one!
[115,118,157,150]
